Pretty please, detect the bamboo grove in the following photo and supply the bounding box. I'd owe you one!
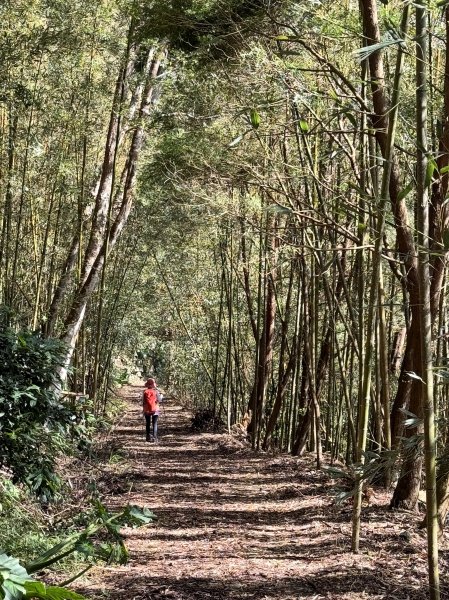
[2,0,449,594]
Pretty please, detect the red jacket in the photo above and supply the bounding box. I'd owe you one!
[143,387,160,414]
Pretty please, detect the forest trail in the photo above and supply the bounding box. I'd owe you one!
[80,385,432,600]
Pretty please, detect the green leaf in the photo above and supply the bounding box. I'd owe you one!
[347,182,370,198]
[344,111,357,129]
[354,36,405,62]
[3,579,26,600]
[425,157,438,188]
[299,119,309,133]
[440,165,449,175]
[73,542,95,558]
[399,408,422,428]
[322,466,350,479]
[24,581,46,596]
[249,109,260,129]
[397,182,413,202]
[24,581,87,599]
[0,552,29,600]
[17,336,27,349]
[124,505,157,525]
[404,416,422,428]
[332,489,355,505]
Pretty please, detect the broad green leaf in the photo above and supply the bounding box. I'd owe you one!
[74,542,95,558]
[344,112,357,129]
[0,552,29,600]
[322,466,349,479]
[347,183,372,199]
[299,119,309,133]
[124,505,157,525]
[3,578,26,600]
[25,581,87,599]
[333,490,355,505]
[24,581,46,596]
[17,336,27,348]
[404,416,422,428]
[354,36,405,62]
[399,408,422,429]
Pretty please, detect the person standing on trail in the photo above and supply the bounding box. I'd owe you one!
[142,378,162,443]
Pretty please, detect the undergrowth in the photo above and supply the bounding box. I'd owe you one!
[0,478,59,562]
[0,388,129,568]
[191,408,225,432]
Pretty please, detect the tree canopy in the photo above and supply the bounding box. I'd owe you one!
[3,0,449,597]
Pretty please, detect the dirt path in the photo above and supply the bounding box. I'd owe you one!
[80,385,440,600]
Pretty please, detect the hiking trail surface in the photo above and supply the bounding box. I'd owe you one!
[78,385,444,600]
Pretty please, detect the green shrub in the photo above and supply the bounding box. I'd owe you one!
[0,324,78,501]
[0,501,157,600]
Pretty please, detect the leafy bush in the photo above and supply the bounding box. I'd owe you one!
[0,502,156,600]
[0,324,78,501]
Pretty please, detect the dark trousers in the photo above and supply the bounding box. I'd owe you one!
[145,414,158,440]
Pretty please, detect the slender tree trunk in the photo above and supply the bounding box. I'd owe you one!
[1,109,17,308]
[353,1,411,539]
[358,0,425,509]
[415,3,440,595]
[425,6,449,534]
[249,210,278,448]
[263,261,295,448]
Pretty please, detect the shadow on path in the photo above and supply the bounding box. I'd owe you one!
[79,386,430,600]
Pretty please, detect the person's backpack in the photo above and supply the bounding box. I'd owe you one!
[143,388,158,414]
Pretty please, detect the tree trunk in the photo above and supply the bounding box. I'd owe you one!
[262,261,295,448]
[414,4,440,595]
[359,0,423,510]
[56,46,164,381]
[421,6,449,535]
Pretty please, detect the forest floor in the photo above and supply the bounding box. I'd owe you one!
[76,385,449,600]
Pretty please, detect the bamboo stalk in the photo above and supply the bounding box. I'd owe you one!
[415,1,440,596]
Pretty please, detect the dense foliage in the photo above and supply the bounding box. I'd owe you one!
[0,321,77,501]
[3,0,449,595]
